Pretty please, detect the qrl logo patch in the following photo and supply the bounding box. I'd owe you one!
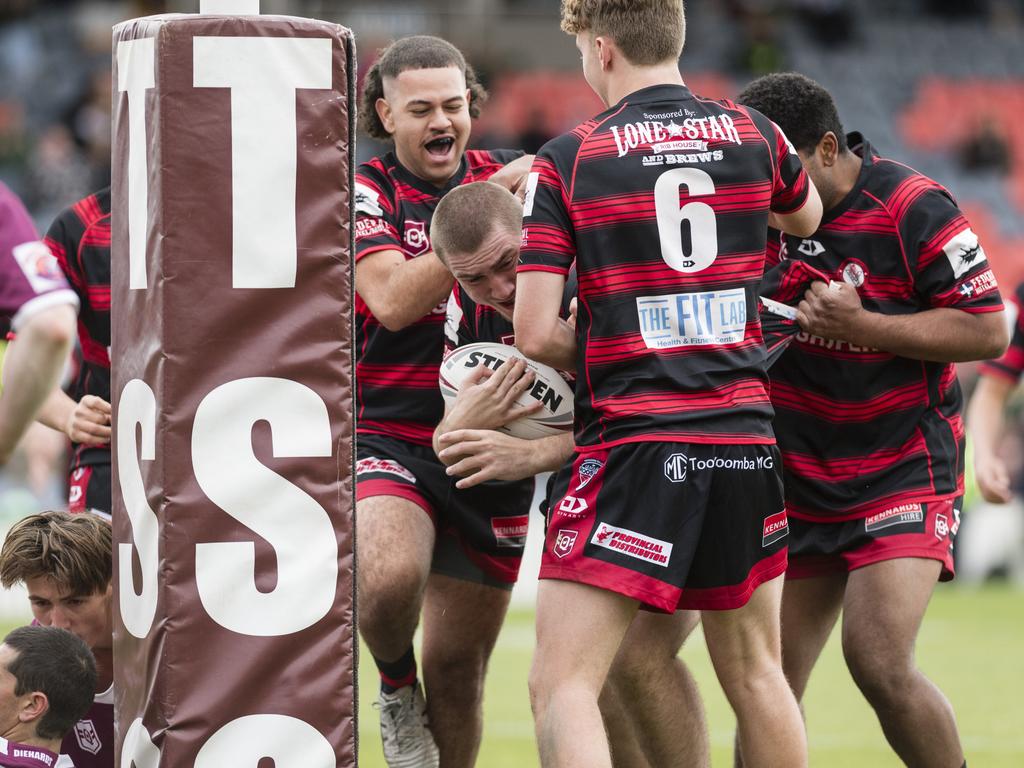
[762,511,789,547]
[553,529,578,559]
[404,220,430,256]
[935,513,950,540]
[75,719,102,755]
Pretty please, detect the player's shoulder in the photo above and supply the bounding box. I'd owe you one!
[866,148,949,202]
[356,153,397,192]
[71,188,112,229]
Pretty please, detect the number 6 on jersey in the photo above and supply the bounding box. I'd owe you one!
[655,167,718,273]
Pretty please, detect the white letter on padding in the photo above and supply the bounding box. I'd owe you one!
[193,38,332,289]
[116,38,155,290]
[192,378,336,636]
[194,715,334,767]
[122,718,161,768]
[117,379,160,639]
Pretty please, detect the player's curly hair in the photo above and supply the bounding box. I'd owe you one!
[737,72,847,154]
[359,36,488,141]
[0,511,111,595]
[560,0,685,66]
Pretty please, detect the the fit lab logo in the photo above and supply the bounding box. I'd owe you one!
[636,288,747,350]
[762,511,789,547]
[403,220,430,256]
[576,459,604,491]
[553,529,578,559]
[664,453,688,483]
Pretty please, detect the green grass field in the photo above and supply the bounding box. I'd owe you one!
[358,583,1024,767]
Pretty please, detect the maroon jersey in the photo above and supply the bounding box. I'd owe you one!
[355,149,523,446]
[979,281,1024,383]
[43,188,111,471]
[518,84,809,449]
[768,134,1003,521]
[0,182,77,330]
[60,688,113,768]
[0,738,71,768]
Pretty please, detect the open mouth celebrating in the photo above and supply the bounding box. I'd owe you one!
[424,136,455,158]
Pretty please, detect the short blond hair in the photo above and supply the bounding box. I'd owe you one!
[561,0,686,66]
[0,511,111,596]
[431,182,522,266]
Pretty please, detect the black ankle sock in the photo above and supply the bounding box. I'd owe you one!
[375,647,417,693]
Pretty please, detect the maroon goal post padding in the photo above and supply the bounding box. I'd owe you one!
[111,13,355,767]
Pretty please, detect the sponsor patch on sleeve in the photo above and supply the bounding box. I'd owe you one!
[942,228,987,280]
[355,182,384,217]
[12,241,64,294]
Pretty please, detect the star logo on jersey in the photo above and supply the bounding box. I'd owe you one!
[666,120,685,137]
[403,220,430,256]
[75,719,102,755]
[797,239,825,257]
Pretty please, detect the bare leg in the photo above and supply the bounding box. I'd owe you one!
[842,559,964,768]
[530,580,638,768]
[357,495,435,662]
[599,677,651,768]
[605,610,708,768]
[703,575,807,768]
[420,574,512,768]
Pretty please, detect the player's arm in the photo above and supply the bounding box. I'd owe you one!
[0,304,76,464]
[355,248,452,332]
[437,429,574,489]
[797,281,1008,362]
[514,271,575,371]
[770,182,822,238]
[967,373,1016,504]
[36,388,111,445]
[431,356,541,460]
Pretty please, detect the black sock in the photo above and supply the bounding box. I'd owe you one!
[374,647,417,693]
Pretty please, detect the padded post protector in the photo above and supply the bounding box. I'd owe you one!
[111,13,355,767]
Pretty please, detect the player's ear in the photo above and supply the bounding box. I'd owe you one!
[595,35,613,70]
[376,97,395,135]
[19,690,49,726]
[819,132,840,167]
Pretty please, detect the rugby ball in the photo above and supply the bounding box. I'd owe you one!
[439,342,574,440]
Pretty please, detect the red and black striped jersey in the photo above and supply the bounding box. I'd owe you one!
[43,187,111,471]
[354,149,523,445]
[518,83,810,449]
[767,134,1003,521]
[979,281,1024,383]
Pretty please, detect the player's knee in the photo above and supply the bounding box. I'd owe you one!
[716,656,783,705]
[842,642,910,706]
[357,563,426,622]
[607,646,659,696]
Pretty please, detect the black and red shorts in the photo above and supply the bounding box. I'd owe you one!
[68,464,111,519]
[542,442,788,613]
[787,498,961,581]
[356,433,534,589]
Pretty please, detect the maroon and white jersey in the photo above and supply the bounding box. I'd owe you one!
[0,738,71,768]
[43,188,111,472]
[59,687,112,768]
[979,281,1024,383]
[768,134,1003,521]
[355,149,522,446]
[0,182,77,331]
[518,83,809,449]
